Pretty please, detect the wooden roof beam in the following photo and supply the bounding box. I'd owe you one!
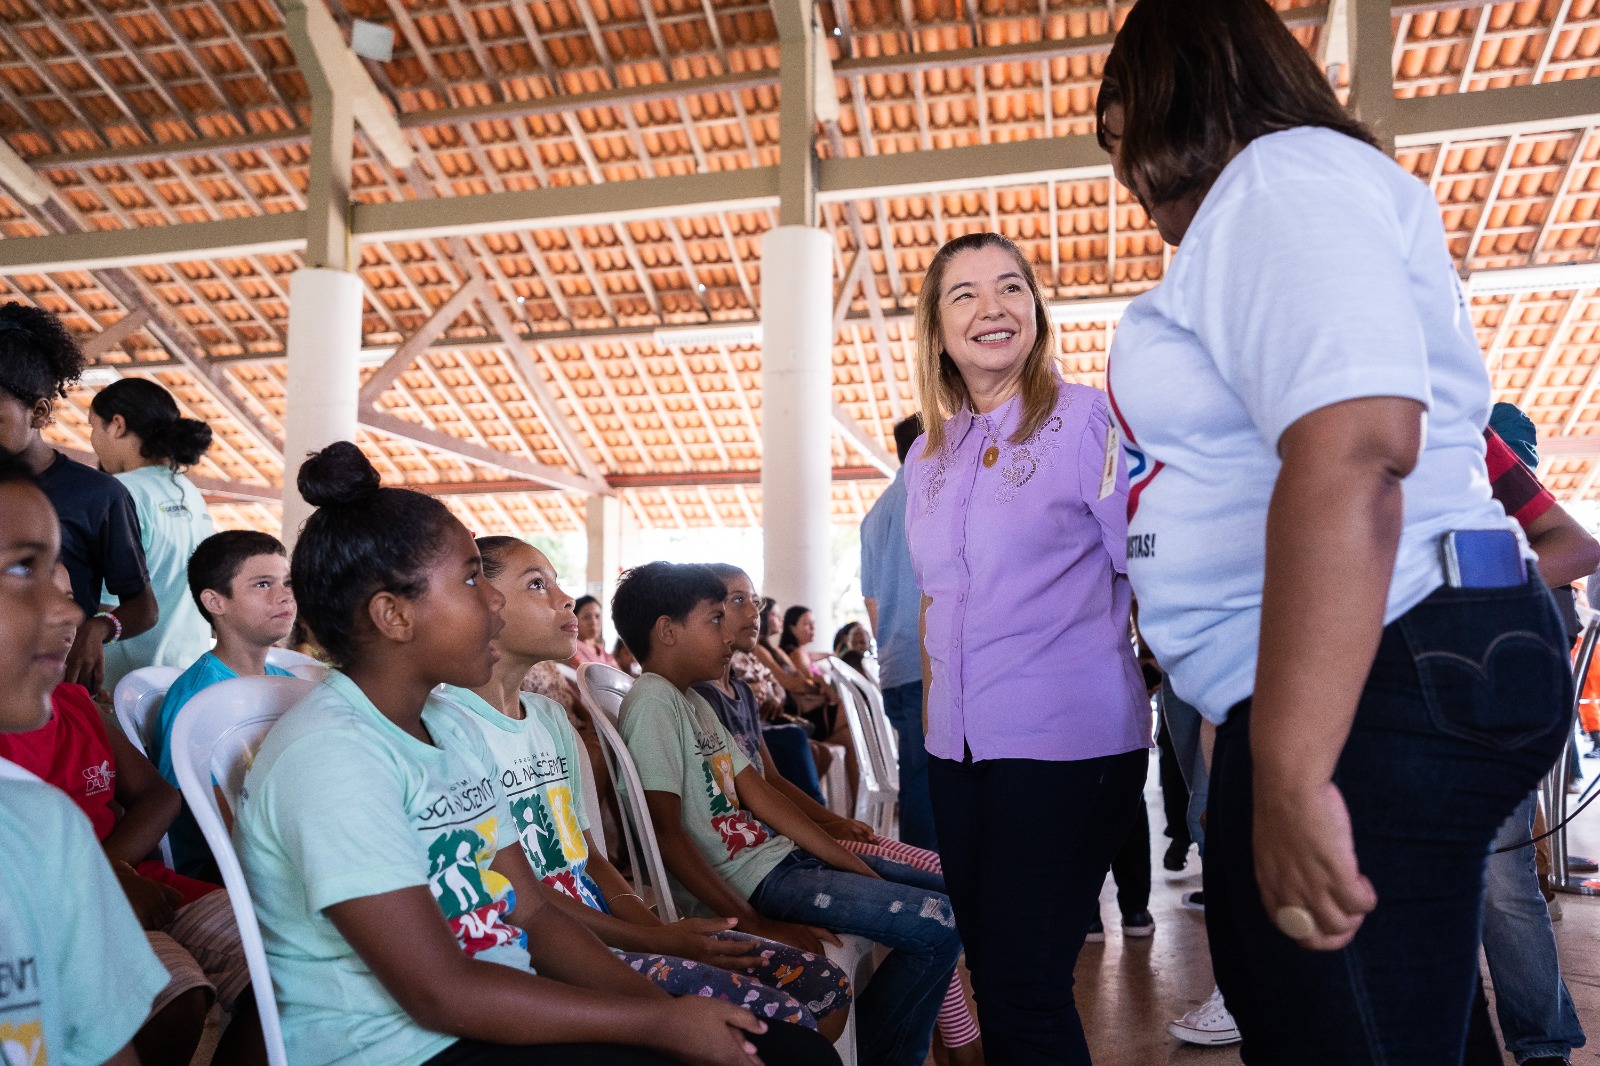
[4,78,1598,275]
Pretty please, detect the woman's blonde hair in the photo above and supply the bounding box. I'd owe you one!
[913,232,1056,456]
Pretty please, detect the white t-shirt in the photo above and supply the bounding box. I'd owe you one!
[1107,126,1516,724]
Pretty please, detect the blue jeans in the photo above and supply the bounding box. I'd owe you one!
[1206,578,1572,1064]
[1483,791,1587,1062]
[1160,680,1208,856]
[881,682,936,850]
[761,722,826,805]
[750,851,960,1066]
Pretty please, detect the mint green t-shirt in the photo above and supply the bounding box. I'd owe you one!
[441,686,607,911]
[103,465,214,691]
[0,757,169,1066]
[618,673,793,911]
[234,671,527,1066]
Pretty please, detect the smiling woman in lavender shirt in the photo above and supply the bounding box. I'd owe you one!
[904,231,1151,1066]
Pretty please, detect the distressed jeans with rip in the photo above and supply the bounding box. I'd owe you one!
[749,851,961,1066]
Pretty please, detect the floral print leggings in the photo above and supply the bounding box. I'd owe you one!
[616,930,852,1030]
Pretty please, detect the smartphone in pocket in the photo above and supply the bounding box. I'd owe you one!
[1440,528,1527,589]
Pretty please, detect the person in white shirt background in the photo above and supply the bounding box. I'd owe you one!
[88,377,215,691]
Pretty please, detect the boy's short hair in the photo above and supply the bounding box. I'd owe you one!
[188,530,287,625]
[611,562,726,662]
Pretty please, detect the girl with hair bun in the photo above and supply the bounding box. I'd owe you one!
[89,377,216,689]
[233,441,836,1066]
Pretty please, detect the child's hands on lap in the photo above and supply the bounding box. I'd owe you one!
[111,861,182,930]
[742,916,840,956]
[823,818,874,843]
[649,996,767,1066]
[660,917,763,968]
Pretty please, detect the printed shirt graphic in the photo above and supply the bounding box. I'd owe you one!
[619,673,793,908]
[0,758,168,1066]
[1104,127,1516,724]
[441,685,605,911]
[234,671,527,1066]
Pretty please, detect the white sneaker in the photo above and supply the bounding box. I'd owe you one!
[1169,987,1241,1046]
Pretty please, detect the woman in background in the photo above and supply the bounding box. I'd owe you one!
[89,378,214,690]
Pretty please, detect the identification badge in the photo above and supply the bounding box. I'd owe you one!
[1099,423,1119,500]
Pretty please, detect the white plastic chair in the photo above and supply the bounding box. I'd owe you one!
[265,646,330,683]
[576,661,634,727]
[831,661,900,792]
[829,677,898,838]
[112,665,183,761]
[575,666,680,919]
[112,665,185,867]
[553,661,579,686]
[169,674,317,1066]
[818,741,853,818]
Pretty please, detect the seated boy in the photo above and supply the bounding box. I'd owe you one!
[153,530,296,878]
[0,454,167,1066]
[614,562,962,1066]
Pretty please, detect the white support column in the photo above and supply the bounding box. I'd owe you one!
[761,225,835,644]
[282,268,363,546]
[586,494,626,616]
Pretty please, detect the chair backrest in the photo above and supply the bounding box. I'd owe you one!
[831,660,899,791]
[574,664,679,919]
[169,674,317,1066]
[577,661,634,726]
[828,662,899,836]
[265,647,331,683]
[112,665,183,760]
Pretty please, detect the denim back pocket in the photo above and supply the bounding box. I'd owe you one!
[1398,581,1572,751]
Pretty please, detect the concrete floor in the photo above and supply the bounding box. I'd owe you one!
[1068,751,1600,1066]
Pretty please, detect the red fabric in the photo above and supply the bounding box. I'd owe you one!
[0,683,220,906]
[1485,428,1555,527]
[0,684,119,840]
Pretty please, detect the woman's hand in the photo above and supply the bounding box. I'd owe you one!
[646,997,766,1066]
[1252,778,1376,952]
[657,918,764,968]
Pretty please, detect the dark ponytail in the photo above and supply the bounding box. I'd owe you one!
[290,441,463,667]
[89,377,211,470]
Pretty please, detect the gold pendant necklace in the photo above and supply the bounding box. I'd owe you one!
[981,414,1000,468]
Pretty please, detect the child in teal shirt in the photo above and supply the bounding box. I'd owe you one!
[154,529,295,878]
[0,455,167,1066]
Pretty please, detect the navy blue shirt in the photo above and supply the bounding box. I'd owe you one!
[37,450,148,617]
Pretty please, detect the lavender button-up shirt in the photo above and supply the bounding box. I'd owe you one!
[905,379,1152,763]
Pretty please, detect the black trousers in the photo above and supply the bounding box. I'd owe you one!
[1156,716,1192,851]
[423,1019,841,1066]
[1108,797,1152,916]
[930,748,1148,1066]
